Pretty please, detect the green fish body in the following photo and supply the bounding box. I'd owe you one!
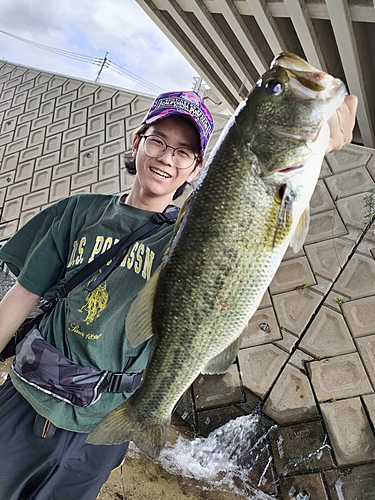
[87,53,347,458]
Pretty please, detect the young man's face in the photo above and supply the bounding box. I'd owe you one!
[132,115,202,201]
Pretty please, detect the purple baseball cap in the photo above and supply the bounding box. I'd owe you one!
[143,91,214,156]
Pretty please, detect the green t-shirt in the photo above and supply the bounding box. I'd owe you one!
[0,193,175,432]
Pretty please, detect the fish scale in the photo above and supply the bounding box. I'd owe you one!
[87,52,347,459]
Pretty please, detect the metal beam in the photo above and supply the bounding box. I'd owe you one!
[325,0,374,147]
[244,0,285,55]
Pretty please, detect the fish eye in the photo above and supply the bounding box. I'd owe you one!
[265,79,283,95]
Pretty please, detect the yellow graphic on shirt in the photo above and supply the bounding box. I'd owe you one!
[78,275,108,325]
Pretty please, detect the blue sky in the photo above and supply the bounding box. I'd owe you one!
[0,0,198,98]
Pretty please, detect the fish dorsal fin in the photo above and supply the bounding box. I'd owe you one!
[290,206,310,253]
[125,267,161,347]
[201,333,244,375]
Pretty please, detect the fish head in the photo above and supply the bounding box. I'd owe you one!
[243,52,347,177]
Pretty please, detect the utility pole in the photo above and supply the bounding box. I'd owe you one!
[95,52,108,82]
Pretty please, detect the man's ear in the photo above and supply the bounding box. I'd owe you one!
[187,160,203,183]
[132,134,140,159]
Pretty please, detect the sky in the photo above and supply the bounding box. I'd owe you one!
[0,0,200,98]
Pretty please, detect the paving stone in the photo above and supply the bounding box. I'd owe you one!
[195,405,247,439]
[335,252,375,300]
[279,473,328,500]
[258,289,272,309]
[304,209,348,245]
[269,256,315,295]
[363,393,375,428]
[299,305,356,358]
[325,166,375,200]
[99,156,119,180]
[341,296,375,338]
[308,353,373,402]
[289,349,314,371]
[269,420,334,476]
[324,464,375,500]
[320,397,375,466]
[272,289,322,336]
[273,329,299,353]
[336,192,369,229]
[356,336,375,389]
[238,344,288,397]
[326,144,373,173]
[192,364,243,410]
[304,238,353,281]
[92,178,120,195]
[263,363,319,424]
[240,306,282,348]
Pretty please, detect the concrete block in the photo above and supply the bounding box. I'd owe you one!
[13,91,28,106]
[15,160,35,181]
[108,106,131,123]
[4,75,22,89]
[43,134,62,154]
[4,104,25,119]
[46,119,69,137]
[0,87,15,102]
[95,87,116,102]
[0,74,10,85]
[263,363,319,424]
[19,207,41,227]
[0,100,11,112]
[299,305,356,358]
[5,137,28,154]
[269,256,315,295]
[356,336,375,389]
[320,397,375,466]
[99,156,119,180]
[70,109,87,128]
[87,115,105,134]
[326,166,374,200]
[71,95,94,111]
[310,179,335,215]
[48,75,67,89]
[0,172,15,188]
[0,132,13,146]
[78,82,99,97]
[120,168,135,192]
[106,120,124,141]
[112,91,135,108]
[272,289,322,337]
[280,474,329,500]
[31,113,53,130]
[99,138,125,159]
[2,198,22,221]
[35,152,60,171]
[341,296,375,338]
[192,364,243,410]
[41,87,62,102]
[6,180,32,200]
[326,144,372,174]
[0,187,5,208]
[14,122,31,140]
[11,67,27,78]
[21,189,49,209]
[363,393,375,428]
[61,141,79,162]
[79,149,98,171]
[35,73,52,86]
[308,353,373,402]
[0,220,18,240]
[269,420,334,476]
[335,252,375,300]
[19,145,43,162]
[62,79,82,93]
[1,117,16,133]
[54,103,71,121]
[238,344,288,397]
[1,152,19,173]
[22,69,39,82]
[324,464,375,500]
[273,330,299,354]
[304,209,348,246]
[92,178,120,195]
[32,168,52,191]
[28,128,46,147]
[18,109,38,124]
[56,90,77,106]
[28,83,48,97]
[62,124,86,143]
[71,169,98,190]
[336,192,371,229]
[80,132,105,150]
[39,100,55,116]
[304,237,353,281]
[15,80,35,94]
[25,95,41,112]
[241,306,282,348]
[130,95,153,114]
[88,99,112,118]
[49,177,70,202]
[53,160,78,179]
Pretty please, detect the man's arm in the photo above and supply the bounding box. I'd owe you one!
[0,282,40,352]
[326,94,358,154]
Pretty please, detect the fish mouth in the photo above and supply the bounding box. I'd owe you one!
[150,166,172,179]
[277,164,304,174]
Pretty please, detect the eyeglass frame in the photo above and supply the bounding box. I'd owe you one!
[139,133,200,170]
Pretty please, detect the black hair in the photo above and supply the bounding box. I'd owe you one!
[124,121,201,200]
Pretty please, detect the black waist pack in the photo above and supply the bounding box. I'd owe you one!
[0,314,44,362]
[12,325,143,407]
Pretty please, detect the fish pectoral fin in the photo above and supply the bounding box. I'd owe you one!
[125,267,161,347]
[289,206,310,253]
[201,334,244,375]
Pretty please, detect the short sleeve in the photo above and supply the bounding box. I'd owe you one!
[0,196,75,296]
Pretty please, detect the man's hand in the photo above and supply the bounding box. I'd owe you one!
[326,94,358,154]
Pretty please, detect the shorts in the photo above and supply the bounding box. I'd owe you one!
[0,377,129,500]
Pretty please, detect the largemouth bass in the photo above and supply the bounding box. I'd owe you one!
[87,53,347,458]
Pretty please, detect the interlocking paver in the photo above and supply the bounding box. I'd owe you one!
[324,464,375,500]
[269,256,315,294]
[320,398,375,466]
[241,306,282,348]
[341,295,375,337]
[304,237,353,281]
[272,289,321,336]
[335,252,375,299]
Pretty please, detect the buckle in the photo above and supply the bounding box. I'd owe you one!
[105,372,143,393]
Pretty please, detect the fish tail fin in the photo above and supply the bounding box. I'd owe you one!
[86,399,170,459]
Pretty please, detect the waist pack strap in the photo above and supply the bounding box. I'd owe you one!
[103,371,144,393]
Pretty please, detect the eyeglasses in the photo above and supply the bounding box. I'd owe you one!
[139,134,199,170]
